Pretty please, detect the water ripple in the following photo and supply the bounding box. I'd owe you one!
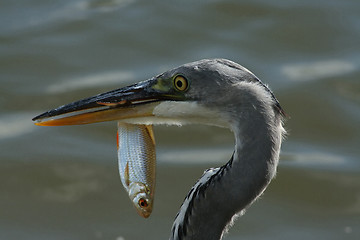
[45,71,135,93]
[0,112,37,140]
[281,59,356,81]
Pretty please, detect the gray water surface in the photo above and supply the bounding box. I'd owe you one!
[1,0,359,239]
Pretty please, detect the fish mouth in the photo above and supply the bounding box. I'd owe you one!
[129,182,154,218]
[32,77,184,126]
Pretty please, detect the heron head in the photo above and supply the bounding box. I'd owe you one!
[32,59,278,127]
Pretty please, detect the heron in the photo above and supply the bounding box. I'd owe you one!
[32,58,286,240]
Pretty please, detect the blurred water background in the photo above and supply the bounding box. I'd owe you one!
[1,0,359,239]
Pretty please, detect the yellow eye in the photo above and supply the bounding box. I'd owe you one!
[174,75,188,91]
[138,198,148,208]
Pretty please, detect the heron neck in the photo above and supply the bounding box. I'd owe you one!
[170,108,283,240]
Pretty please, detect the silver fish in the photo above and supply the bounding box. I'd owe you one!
[117,122,156,218]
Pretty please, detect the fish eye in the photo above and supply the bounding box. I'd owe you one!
[173,75,189,92]
[138,198,148,208]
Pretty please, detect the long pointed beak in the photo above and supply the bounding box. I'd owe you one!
[32,78,173,126]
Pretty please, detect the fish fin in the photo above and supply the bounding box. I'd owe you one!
[125,162,130,187]
[116,128,119,150]
[144,125,156,146]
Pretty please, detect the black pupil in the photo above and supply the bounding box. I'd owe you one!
[176,80,183,88]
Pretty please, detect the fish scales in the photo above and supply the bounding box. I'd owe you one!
[118,124,155,185]
[117,122,156,218]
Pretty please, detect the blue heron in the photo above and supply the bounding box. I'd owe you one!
[33,59,286,240]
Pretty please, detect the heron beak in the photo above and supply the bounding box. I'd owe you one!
[32,77,180,126]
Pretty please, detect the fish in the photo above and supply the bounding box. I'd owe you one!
[117,122,156,218]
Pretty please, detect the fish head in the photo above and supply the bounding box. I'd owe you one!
[128,182,153,218]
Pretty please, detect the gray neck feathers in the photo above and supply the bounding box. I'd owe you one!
[170,82,284,240]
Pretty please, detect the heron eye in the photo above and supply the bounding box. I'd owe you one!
[174,75,188,91]
[138,198,148,208]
